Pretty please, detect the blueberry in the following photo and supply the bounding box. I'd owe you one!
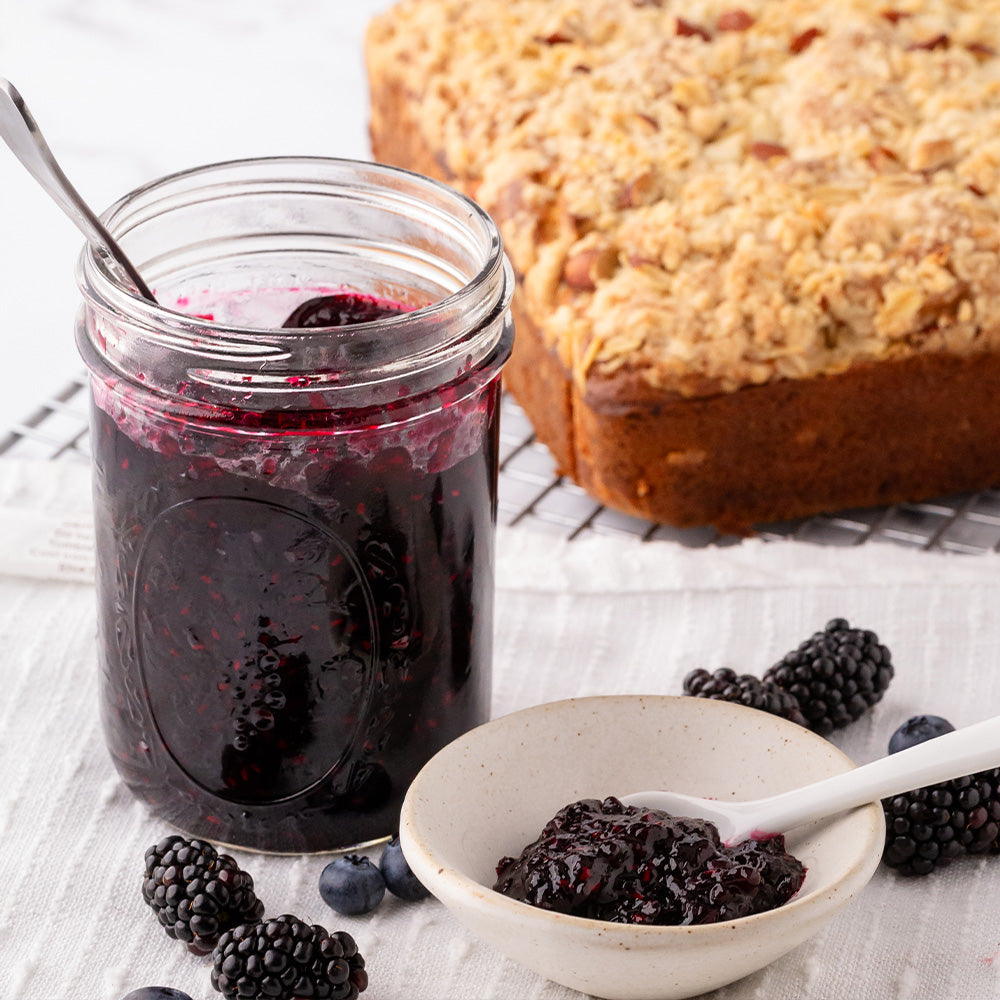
[121,990,194,1000]
[380,835,430,901]
[888,715,955,754]
[319,853,386,915]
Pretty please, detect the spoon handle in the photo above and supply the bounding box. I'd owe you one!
[0,78,155,301]
[752,712,1000,837]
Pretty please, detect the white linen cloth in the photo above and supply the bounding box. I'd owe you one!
[2,457,1000,1000]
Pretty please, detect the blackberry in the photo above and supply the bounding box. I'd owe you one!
[763,618,893,735]
[882,769,1000,875]
[211,915,368,1000]
[683,667,807,727]
[142,835,265,955]
[882,714,1000,875]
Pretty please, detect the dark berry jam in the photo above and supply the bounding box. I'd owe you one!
[494,796,806,924]
[281,292,400,328]
[90,292,503,852]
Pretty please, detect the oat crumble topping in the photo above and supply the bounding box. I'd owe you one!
[367,0,1000,396]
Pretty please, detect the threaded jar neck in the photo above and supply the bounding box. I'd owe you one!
[77,156,513,412]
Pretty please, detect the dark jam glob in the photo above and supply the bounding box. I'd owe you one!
[494,797,806,925]
[92,292,500,852]
[282,292,405,328]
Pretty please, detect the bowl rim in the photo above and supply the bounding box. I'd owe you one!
[401,693,886,937]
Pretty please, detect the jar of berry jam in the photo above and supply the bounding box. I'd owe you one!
[75,157,513,852]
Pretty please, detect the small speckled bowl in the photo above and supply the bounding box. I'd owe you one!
[400,694,884,1000]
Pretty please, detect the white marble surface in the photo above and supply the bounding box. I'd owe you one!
[0,0,396,435]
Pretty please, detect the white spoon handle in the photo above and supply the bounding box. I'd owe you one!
[748,713,1000,838]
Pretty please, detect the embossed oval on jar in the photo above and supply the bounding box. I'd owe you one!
[133,496,377,804]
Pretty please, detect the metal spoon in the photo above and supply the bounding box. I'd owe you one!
[622,712,1000,844]
[0,78,156,302]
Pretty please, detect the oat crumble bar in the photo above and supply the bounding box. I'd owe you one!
[367,0,1000,530]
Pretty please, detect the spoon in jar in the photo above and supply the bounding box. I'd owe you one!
[0,77,156,302]
[622,712,1000,845]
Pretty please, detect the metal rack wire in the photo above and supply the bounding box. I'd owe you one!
[0,376,92,465]
[7,375,1000,553]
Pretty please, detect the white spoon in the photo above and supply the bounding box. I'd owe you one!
[622,713,1000,845]
[0,77,156,302]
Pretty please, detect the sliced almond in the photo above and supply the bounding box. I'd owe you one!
[790,27,822,54]
[717,9,755,31]
[564,245,620,290]
[750,141,790,161]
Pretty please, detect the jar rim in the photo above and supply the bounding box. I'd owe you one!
[76,156,513,405]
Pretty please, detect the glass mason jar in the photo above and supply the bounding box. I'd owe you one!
[75,157,514,852]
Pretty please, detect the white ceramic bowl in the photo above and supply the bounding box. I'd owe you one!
[400,694,885,1000]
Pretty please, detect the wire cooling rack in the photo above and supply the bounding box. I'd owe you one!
[6,375,1000,553]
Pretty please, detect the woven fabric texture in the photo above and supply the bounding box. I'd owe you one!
[1,459,999,1000]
